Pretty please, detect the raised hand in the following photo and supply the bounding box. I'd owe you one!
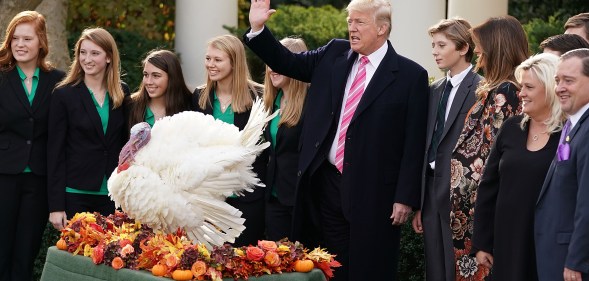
[249,0,276,32]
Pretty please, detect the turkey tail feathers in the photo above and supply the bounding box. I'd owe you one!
[240,97,278,148]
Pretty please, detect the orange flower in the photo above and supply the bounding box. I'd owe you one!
[264,251,281,267]
[166,254,179,268]
[191,261,207,278]
[258,240,277,251]
[246,246,264,261]
[120,244,134,258]
[119,239,132,248]
[91,244,104,264]
[111,257,124,270]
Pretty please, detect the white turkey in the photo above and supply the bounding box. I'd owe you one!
[107,98,275,248]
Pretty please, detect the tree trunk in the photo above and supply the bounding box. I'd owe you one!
[0,0,43,39]
[36,0,70,71]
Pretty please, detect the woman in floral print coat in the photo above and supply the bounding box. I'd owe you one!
[449,16,528,281]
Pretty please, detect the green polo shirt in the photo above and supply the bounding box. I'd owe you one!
[212,91,234,124]
[65,89,110,195]
[145,106,155,127]
[17,66,40,173]
[212,91,237,198]
[268,90,283,197]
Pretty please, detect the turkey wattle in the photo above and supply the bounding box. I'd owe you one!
[108,99,275,247]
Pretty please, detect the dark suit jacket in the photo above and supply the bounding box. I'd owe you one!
[421,71,480,212]
[535,109,589,280]
[47,82,130,212]
[192,87,268,202]
[0,68,64,175]
[263,101,304,207]
[245,27,429,280]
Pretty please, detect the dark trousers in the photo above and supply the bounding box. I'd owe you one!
[65,193,115,218]
[226,196,265,247]
[265,195,294,241]
[313,162,349,281]
[0,173,48,281]
[422,171,455,281]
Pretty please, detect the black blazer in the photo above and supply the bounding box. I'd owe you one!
[193,87,268,202]
[47,82,130,212]
[263,101,304,207]
[0,68,64,175]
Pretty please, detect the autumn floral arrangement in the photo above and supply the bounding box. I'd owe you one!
[55,211,340,281]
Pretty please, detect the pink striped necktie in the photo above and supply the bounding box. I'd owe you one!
[335,56,369,173]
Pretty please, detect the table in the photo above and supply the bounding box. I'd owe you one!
[41,247,327,281]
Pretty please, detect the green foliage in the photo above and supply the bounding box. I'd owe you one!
[67,28,169,92]
[398,223,426,281]
[509,0,589,23]
[33,223,61,281]
[523,15,567,54]
[228,4,347,82]
[266,5,348,49]
[67,0,175,43]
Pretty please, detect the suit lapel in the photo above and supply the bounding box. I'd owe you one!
[331,51,355,113]
[537,159,556,204]
[79,83,107,143]
[425,79,444,149]
[440,71,476,141]
[537,109,589,204]
[352,42,397,123]
[8,69,32,114]
[567,109,589,142]
[31,70,51,113]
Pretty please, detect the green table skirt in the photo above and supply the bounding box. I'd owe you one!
[41,246,327,281]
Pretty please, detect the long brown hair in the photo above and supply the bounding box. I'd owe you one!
[128,49,192,128]
[0,11,52,72]
[471,16,529,98]
[197,34,259,113]
[263,37,309,127]
[56,28,125,108]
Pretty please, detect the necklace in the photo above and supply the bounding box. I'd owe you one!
[24,77,32,85]
[532,134,539,141]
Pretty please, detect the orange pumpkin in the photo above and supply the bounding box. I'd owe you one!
[151,264,167,277]
[294,259,314,273]
[56,239,67,251]
[172,269,193,281]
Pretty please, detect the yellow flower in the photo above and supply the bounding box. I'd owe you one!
[197,243,210,259]
[277,245,290,253]
[234,248,245,257]
[83,244,93,257]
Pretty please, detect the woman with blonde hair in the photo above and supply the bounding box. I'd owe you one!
[449,15,528,280]
[262,37,309,241]
[472,53,562,281]
[127,49,193,128]
[0,11,64,281]
[48,28,129,230]
[194,34,266,246]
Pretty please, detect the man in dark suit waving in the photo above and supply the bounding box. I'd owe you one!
[535,48,589,281]
[244,1,429,280]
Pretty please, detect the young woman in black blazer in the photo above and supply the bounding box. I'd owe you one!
[194,34,267,246]
[48,28,129,230]
[126,49,193,129]
[0,11,65,281]
[262,37,309,241]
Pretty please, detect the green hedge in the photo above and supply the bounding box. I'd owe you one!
[33,223,61,280]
